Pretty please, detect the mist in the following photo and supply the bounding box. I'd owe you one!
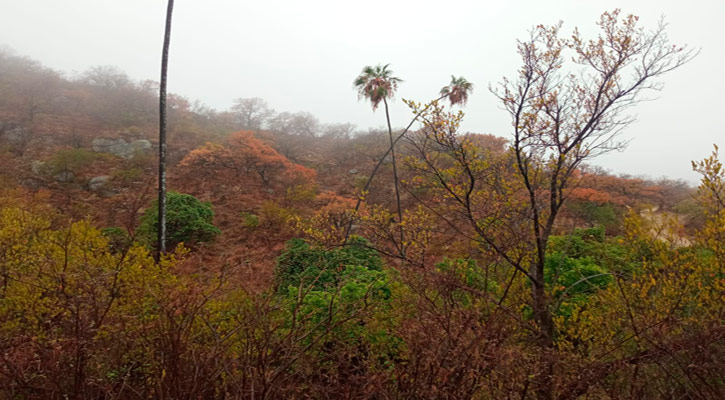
[1,0,723,181]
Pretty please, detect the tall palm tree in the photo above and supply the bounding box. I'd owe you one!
[346,70,475,251]
[440,75,474,106]
[157,0,175,259]
[353,64,402,110]
[354,64,405,254]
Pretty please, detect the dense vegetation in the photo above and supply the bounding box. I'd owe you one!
[0,10,722,400]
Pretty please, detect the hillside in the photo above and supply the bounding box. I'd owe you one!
[0,25,722,400]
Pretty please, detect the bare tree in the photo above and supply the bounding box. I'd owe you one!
[489,10,695,399]
[322,122,356,139]
[230,97,274,131]
[287,111,320,137]
[80,65,132,90]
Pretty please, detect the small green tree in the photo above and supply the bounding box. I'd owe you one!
[137,191,220,249]
[48,148,98,174]
[275,236,383,294]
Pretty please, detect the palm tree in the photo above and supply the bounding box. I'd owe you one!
[353,64,403,110]
[346,69,475,253]
[440,75,474,106]
[353,64,405,255]
[157,0,175,259]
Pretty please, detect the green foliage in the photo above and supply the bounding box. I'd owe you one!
[259,200,296,227]
[49,148,98,174]
[286,263,389,327]
[546,227,616,317]
[354,175,369,191]
[136,191,220,249]
[545,254,612,294]
[274,236,394,376]
[274,236,383,294]
[567,201,621,231]
[436,258,501,296]
[549,226,606,259]
[111,166,143,184]
[548,226,630,271]
[285,184,317,203]
[240,212,259,229]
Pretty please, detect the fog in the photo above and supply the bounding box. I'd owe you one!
[1,0,723,182]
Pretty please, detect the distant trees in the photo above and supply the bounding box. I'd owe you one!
[0,50,63,156]
[233,98,360,139]
[230,97,274,131]
[47,148,98,177]
[80,65,132,90]
[228,97,358,140]
[0,50,62,123]
[270,111,320,137]
[321,122,356,139]
[75,67,157,127]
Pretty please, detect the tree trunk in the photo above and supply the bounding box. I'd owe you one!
[532,249,555,400]
[157,0,174,259]
[343,94,449,246]
[383,97,404,257]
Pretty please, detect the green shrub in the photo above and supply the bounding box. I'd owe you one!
[354,175,368,191]
[274,236,383,294]
[260,200,295,227]
[436,258,501,296]
[567,201,621,232]
[545,227,621,317]
[240,212,259,229]
[549,226,605,259]
[285,184,317,203]
[136,191,220,249]
[112,166,143,184]
[49,148,98,174]
[545,252,613,318]
[275,237,392,357]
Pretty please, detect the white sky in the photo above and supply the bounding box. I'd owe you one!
[1,0,723,182]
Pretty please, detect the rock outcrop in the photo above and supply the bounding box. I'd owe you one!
[92,138,152,159]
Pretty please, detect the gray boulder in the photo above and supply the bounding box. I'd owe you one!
[53,171,75,183]
[92,138,152,159]
[4,126,30,146]
[129,139,152,154]
[31,160,49,175]
[21,178,44,190]
[88,175,111,190]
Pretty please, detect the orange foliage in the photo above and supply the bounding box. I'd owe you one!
[293,191,357,245]
[179,131,316,188]
[572,173,666,207]
[568,187,613,205]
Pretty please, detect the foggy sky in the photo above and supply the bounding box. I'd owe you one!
[1,0,723,182]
